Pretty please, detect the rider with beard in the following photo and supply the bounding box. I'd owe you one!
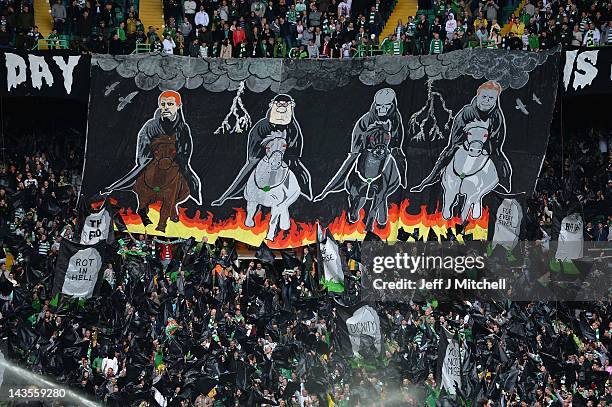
[103,90,202,206]
[411,80,512,194]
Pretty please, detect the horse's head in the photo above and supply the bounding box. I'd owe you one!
[261,134,288,170]
[462,120,490,157]
[150,135,178,170]
[366,121,392,159]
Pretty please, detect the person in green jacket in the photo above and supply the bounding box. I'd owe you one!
[273,37,287,58]
[47,29,60,49]
[527,28,540,51]
[381,34,403,55]
[297,45,308,59]
[115,21,126,41]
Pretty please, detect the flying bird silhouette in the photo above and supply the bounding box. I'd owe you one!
[515,98,529,115]
[104,81,120,96]
[532,93,542,105]
[117,91,139,111]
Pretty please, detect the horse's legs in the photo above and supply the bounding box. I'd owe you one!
[278,204,291,231]
[245,201,258,228]
[461,170,498,220]
[156,201,170,232]
[267,206,281,241]
[373,163,401,226]
[347,173,367,223]
[441,183,458,220]
[460,196,473,221]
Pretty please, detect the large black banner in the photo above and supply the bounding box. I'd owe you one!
[0,51,90,100]
[81,50,560,248]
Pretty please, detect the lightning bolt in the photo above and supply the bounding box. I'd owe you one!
[214,81,252,135]
[409,79,454,142]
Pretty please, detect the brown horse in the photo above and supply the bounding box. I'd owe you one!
[133,135,189,232]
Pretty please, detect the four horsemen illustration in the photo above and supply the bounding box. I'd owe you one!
[101,81,512,236]
[102,90,202,232]
[411,80,512,221]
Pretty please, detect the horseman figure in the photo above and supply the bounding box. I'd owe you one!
[212,94,312,241]
[102,90,202,229]
[410,80,512,221]
[315,102,403,230]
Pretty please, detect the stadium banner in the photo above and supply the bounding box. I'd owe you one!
[81,49,560,248]
[0,51,90,100]
[52,239,108,299]
[562,46,612,97]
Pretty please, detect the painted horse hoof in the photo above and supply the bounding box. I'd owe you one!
[377,213,388,225]
[156,224,167,232]
[442,209,452,220]
[347,211,360,224]
[170,215,179,222]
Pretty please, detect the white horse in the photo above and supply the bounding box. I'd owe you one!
[244,135,301,241]
[441,119,499,221]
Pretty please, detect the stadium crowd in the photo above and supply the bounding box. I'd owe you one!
[0,0,612,55]
[0,100,609,407]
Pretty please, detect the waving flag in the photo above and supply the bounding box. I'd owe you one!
[317,224,346,293]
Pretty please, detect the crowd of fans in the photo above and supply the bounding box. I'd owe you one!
[0,97,608,406]
[1,0,611,55]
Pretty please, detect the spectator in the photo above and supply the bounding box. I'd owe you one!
[51,0,67,34]
[109,32,123,54]
[16,5,34,33]
[183,0,196,26]
[583,22,601,46]
[180,17,192,39]
[485,0,500,23]
[0,26,10,49]
[445,13,457,38]
[473,11,488,30]
[429,31,443,54]
[195,6,210,28]
[220,38,232,57]
[571,23,583,46]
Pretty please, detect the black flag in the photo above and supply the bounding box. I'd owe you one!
[281,250,301,270]
[255,242,275,265]
[364,231,382,242]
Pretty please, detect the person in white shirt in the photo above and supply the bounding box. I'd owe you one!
[445,13,457,37]
[101,352,119,378]
[195,6,210,27]
[162,36,176,54]
[337,0,350,18]
[23,173,38,188]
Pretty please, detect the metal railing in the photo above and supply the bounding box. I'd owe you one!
[132,43,152,54]
[32,39,69,50]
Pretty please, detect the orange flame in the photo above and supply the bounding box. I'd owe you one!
[113,199,489,248]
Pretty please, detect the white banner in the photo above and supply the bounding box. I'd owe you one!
[346,305,382,358]
[61,247,103,298]
[80,209,111,245]
[555,213,584,261]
